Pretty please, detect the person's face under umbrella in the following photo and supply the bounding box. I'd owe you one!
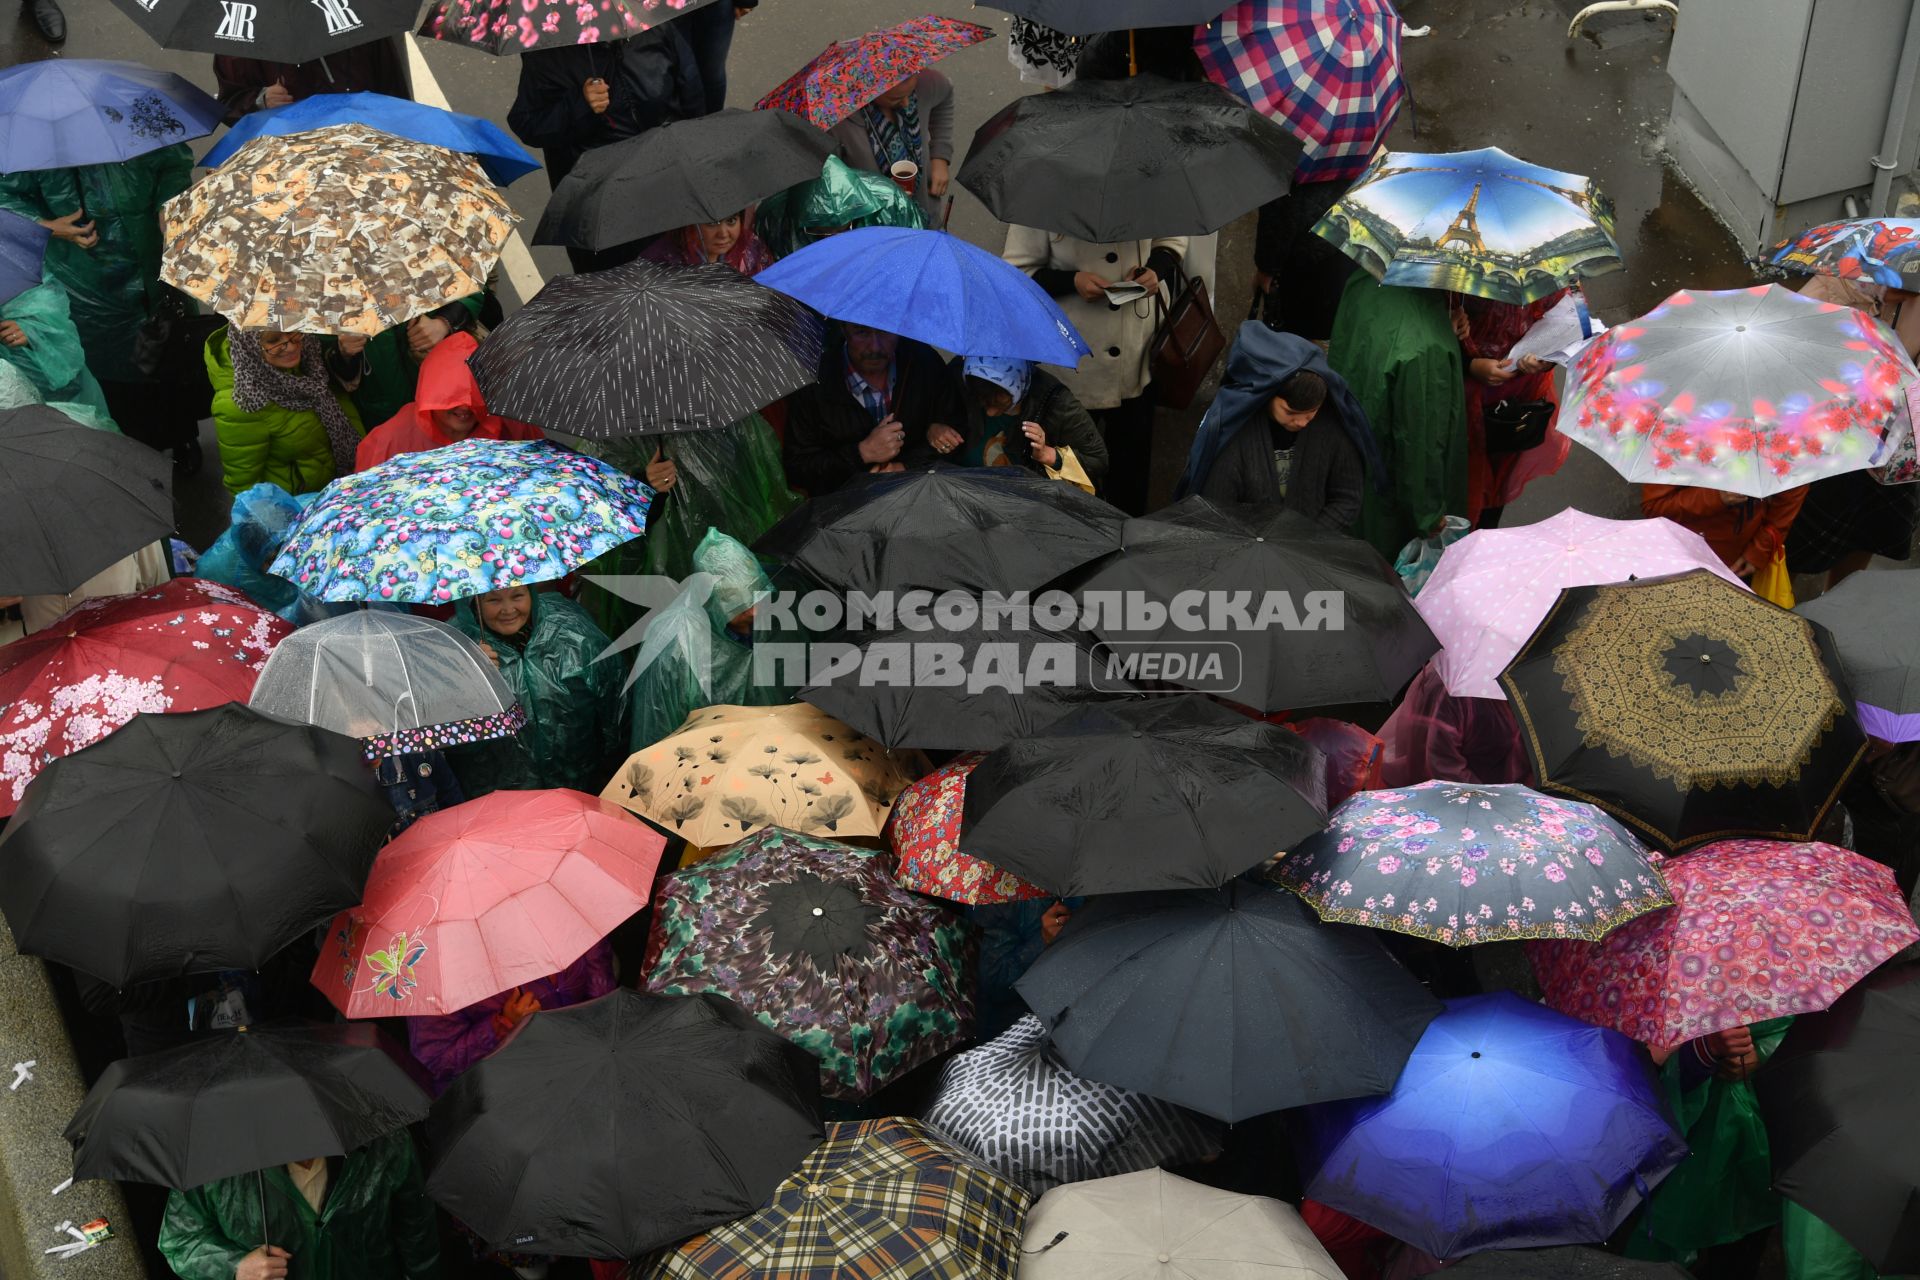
[478,585,532,637]
[698,214,744,260]
[845,324,899,374]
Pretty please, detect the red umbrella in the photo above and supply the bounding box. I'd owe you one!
[0,579,291,817]
[756,15,993,132]
[1528,840,1919,1051]
[317,789,666,1019]
[888,753,1047,907]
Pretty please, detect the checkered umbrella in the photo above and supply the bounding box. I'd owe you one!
[639,1117,1031,1280]
[1196,0,1406,184]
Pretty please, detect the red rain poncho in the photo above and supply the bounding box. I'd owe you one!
[354,332,542,472]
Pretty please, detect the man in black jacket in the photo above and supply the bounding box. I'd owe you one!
[507,24,705,271]
[784,323,962,494]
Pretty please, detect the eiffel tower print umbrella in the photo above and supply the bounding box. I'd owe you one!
[1314,147,1622,304]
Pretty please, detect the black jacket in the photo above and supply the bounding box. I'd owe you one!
[1198,414,1365,532]
[947,358,1109,488]
[507,27,705,189]
[784,336,961,494]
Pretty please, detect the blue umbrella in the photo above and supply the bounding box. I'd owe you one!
[754,226,1091,367]
[0,60,222,172]
[1294,991,1687,1260]
[198,92,539,187]
[0,211,49,309]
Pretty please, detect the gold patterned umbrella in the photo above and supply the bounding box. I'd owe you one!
[161,123,516,337]
[602,703,926,850]
[1499,568,1866,852]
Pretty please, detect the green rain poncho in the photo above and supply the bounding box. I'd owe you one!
[157,1130,440,1280]
[756,155,928,259]
[0,145,193,383]
[450,588,625,795]
[0,277,117,429]
[1326,271,1467,559]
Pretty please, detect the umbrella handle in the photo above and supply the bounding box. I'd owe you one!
[256,1167,270,1251]
[1128,28,1137,76]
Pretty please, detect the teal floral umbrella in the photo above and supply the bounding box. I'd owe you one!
[1313,146,1621,304]
[270,439,652,604]
[1268,781,1671,946]
[641,826,974,1100]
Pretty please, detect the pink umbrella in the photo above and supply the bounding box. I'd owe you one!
[1528,840,1919,1052]
[315,789,666,1019]
[1416,510,1746,700]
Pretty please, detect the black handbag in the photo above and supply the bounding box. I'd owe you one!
[1483,398,1555,454]
[133,286,223,384]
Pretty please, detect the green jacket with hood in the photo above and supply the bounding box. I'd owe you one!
[206,325,363,496]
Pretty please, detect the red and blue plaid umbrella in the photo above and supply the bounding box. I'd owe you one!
[757,15,994,132]
[1196,0,1406,184]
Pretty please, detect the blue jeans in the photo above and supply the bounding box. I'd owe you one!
[684,2,735,113]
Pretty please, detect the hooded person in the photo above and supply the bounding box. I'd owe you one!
[449,585,624,796]
[934,355,1106,494]
[755,156,928,259]
[638,208,775,276]
[354,332,542,472]
[1176,320,1384,530]
[0,275,117,431]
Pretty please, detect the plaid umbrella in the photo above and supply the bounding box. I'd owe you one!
[642,827,975,1100]
[269,439,653,604]
[1767,217,1920,289]
[419,0,722,56]
[888,754,1048,907]
[640,1117,1030,1280]
[1270,782,1671,947]
[1196,0,1406,184]
[162,124,517,337]
[1559,284,1918,498]
[758,16,995,131]
[922,1016,1223,1195]
[1528,839,1920,1052]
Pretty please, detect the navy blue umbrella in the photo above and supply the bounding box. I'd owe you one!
[0,211,49,309]
[198,92,539,186]
[0,60,222,171]
[754,226,1092,366]
[1294,992,1688,1260]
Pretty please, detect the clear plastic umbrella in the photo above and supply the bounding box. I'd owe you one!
[249,612,523,758]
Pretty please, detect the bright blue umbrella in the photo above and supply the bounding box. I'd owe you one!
[198,92,539,186]
[1293,991,1687,1260]
[0,60,222,172]
[0,211,49,309]
[754,226,1091,367]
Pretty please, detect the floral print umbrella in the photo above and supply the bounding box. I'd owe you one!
[640,1117,1030,1280]
[642,827,974,1100]
[420,0,720,56]
[1768,217,1920,290]
[162,124,517,337]
[888,753,1048,907]
[1270,782,1671,947]
[0,579,289,817]
[1560,284,1918,498]
[269,439,652,604]
[757,16,995,132]
[601,702,923,849]
[1528,839,1920,1052]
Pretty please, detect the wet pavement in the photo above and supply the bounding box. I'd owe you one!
[6,0,1759,536]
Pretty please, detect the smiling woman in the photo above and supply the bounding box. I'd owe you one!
[205,325,365,496]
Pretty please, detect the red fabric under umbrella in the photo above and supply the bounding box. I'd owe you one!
[1528,839,1919,1051]
[316,788,666,1019]
[888,752,1047,907]
[0,578,291,817]
[756,15,993,132]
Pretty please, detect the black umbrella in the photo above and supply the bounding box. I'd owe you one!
[535,108,835,254]
[1074,498,1438,713]
[958,75,1302,241]
[1500,568,1866,852]
[109,0,418,65]
[1443,1248,1692,1278]
[1796,569,1920,737]
[1757,960,1920,1274]
[424,990,824,1258]
[799,611,1137,751]
[0,404,173,596]
[0,704,391,987]
[468,260,825,440]
[66,1022,429,1188]
[959,696,1326,896]
[755,464,1126,596]
[1015,879,1439,1122]
[974,0,1228,35]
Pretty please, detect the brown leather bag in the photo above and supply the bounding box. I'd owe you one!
[1149,265,1227,410]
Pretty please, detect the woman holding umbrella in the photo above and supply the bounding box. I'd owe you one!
[827,69,955,228]
[934,355,1107,493]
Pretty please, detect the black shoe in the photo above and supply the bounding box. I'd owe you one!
[28,0,64,43]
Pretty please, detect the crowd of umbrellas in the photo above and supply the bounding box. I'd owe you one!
[2,0,1920,1277]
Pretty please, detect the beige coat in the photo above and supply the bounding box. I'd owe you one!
[19,541,171,637]
[1002,227,1190,410]
[1799,274,1920,358]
